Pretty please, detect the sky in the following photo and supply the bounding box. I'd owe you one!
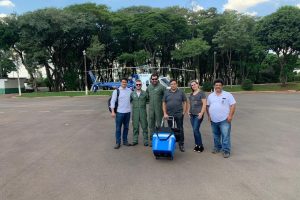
[0,0,300,17]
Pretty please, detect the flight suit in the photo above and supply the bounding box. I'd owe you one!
[131,90,148,145]
[146,83,166,144]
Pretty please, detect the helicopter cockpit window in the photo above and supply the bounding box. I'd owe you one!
[160,78,170,86]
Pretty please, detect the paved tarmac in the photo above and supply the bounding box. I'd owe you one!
[0,93,299,200]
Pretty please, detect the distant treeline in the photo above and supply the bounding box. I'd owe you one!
[0,4,299,91]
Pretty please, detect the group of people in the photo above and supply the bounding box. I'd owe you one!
[110,73,236,158]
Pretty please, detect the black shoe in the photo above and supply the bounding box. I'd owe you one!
[123,143,132,146]
[144,143,148,146]
[193,145,199,152]
[114,144,120,149]
[179,145,185,152]
[223,151,230,158]
[132,143,138,146]
[198,145,204,152]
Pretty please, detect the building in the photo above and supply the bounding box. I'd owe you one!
[0,78,26,94]
[293,68,300,74]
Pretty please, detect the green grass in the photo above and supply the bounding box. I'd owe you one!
[185,82,300,93]
[224,82,300,92]
[20,90,113,97]
[19,82,300,97]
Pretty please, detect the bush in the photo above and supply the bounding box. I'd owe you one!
[43,78,52,88]
[36,78,48,87]
[64,71,79,91]
[241,79,253,90]
[294,75,300,82]
[201,82,213,92]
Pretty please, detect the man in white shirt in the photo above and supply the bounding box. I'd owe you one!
[207,79,236,158]
[110,78,132,149]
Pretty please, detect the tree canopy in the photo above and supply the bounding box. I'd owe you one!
[0,3,299,90]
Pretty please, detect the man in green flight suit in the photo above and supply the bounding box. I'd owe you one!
[146,73,166,147]
[131,80,149,146]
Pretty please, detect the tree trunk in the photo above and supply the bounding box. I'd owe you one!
[44,62,54,92]
[277,53,287,85]
[226,50,233,87]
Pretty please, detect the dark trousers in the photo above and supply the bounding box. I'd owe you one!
[115,112,131,144]
[168,114,184,145]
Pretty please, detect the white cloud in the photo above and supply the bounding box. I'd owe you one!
[224,0,270,12]
[191,0,204,12]
[0,13,8,18]
[0,0,15,8]
[245,11,258,16]
[297,4,300,8]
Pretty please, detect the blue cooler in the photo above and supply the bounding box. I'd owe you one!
[152,117,177,160]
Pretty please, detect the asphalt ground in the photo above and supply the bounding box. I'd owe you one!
[0,93,299,200]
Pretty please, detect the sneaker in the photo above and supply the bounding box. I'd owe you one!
[212,149,221,154]
[193,145,199,152]
[223,152,230,158]
[144,143,148,146]
[198,145,204,152]
[123,143,132,146]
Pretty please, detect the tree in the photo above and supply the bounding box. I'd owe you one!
[172,38,210,60]
[172,38,210,82]
[0,15,19,51]
[130,9,182,68]
[118,50,150,67]
[18,7,99,91]
[256,6,300,84]
[0,51,16,77]
[213,11,252,86]
[87,35,105,70]
[0,15,32,79]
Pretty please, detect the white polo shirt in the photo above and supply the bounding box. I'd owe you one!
[207,91,236,123]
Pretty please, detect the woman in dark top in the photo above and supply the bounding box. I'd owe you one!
[187,80,207,152]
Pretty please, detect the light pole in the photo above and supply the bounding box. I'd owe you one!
[14,55,22,96]
[213,51,217,81]
[17,68,21,96]
[83,50,88,95]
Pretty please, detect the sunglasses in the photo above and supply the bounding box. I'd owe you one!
[136,84,142,86]
[151,78,158,81]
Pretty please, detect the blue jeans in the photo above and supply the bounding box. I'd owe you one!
[115,112,131,144]
[190,115,203,146]
[211,120,231,153]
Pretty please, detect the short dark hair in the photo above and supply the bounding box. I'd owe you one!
[136,79,142,83]
[170,79,177,84]
[213,79,224,85]
[150,72,159,79]
[121,77,128,82]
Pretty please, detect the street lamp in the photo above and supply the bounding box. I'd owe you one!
[213,51,217,81]
[13,55,22,96]
[16,67,21,96]
[83,50,88,95]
